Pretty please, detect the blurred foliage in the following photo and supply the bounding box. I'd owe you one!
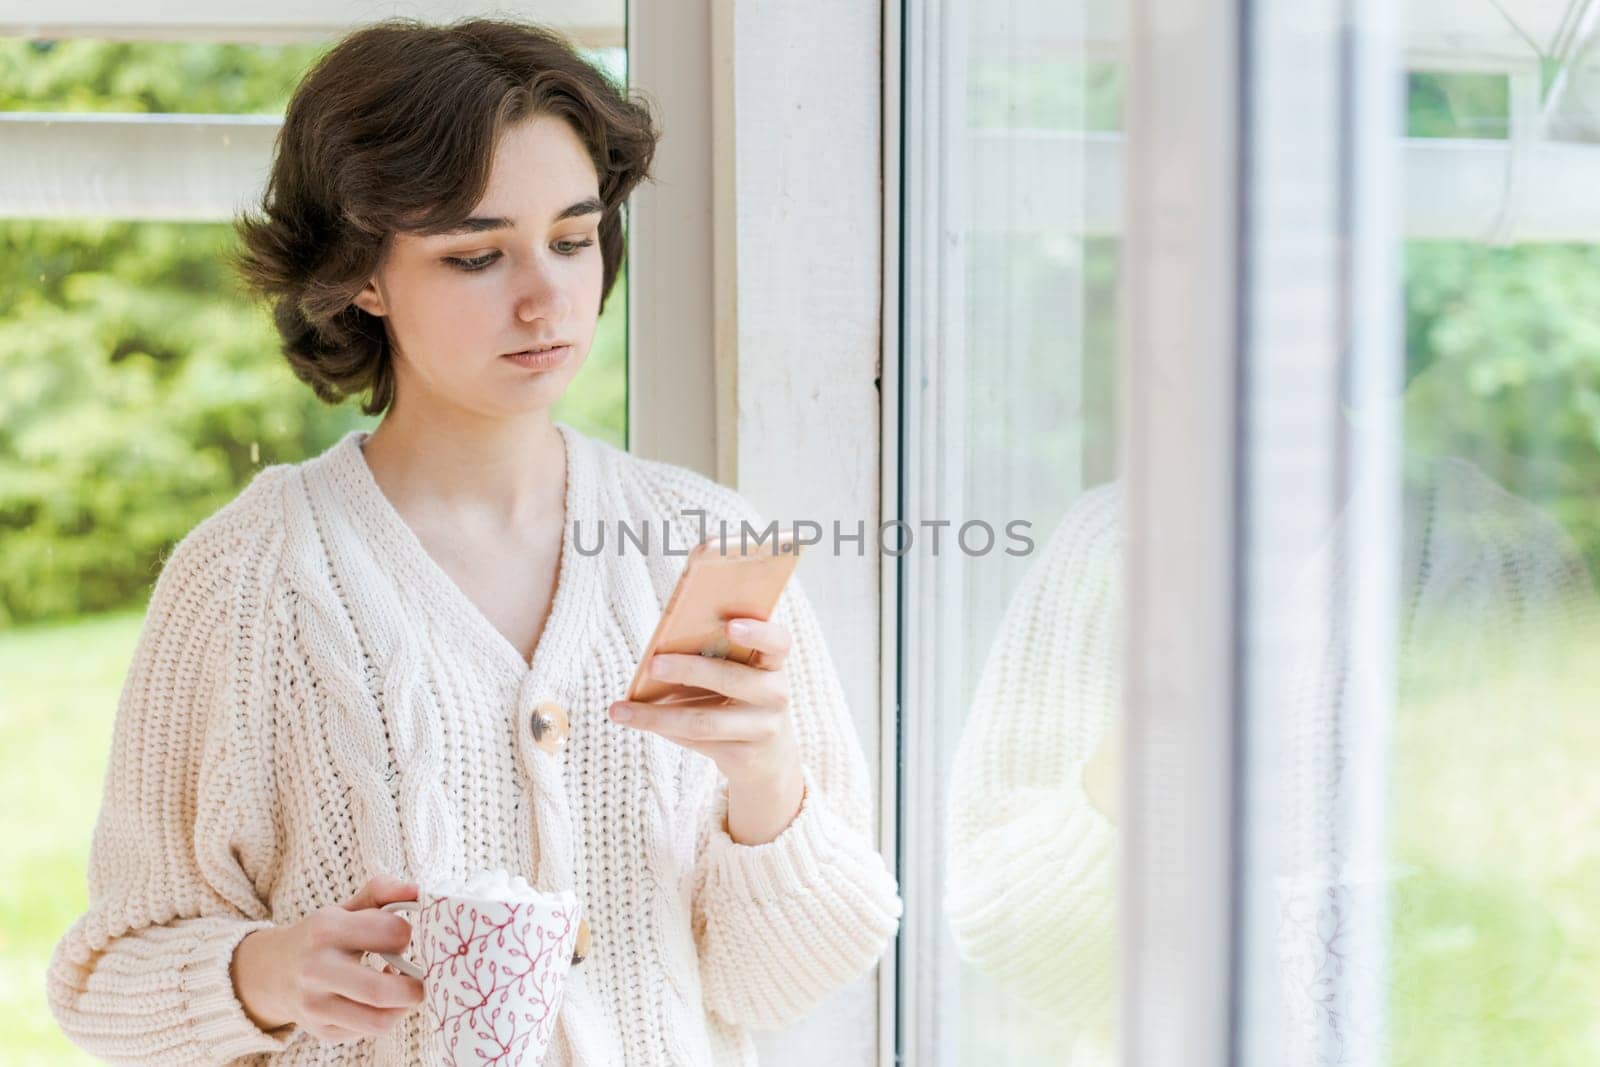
[1407,71,1510,139]
[969,60,1600,579]
[0,39,628,627]
[1403,241,1600,575]
[0,218,371,624]
[1,37,329,114]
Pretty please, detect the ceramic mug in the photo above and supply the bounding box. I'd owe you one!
[379,871,588,1066]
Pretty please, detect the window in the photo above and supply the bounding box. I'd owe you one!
[896,1,1600,1063]
[0,13,625,1061]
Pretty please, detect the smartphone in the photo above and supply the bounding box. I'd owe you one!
[625,526,802,705]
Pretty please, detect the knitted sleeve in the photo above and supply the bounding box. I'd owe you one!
[943,486,1122,1047]
[616,454,900,1029]
[46,472,299,1065]
[683,533,901,1030]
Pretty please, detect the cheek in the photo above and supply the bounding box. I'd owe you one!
[384,278,495,369]
[580,251,606,299]
[569,255,607,326]
[420,276,500,332]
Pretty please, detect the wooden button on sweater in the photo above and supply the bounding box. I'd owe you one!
[530,701,570,754]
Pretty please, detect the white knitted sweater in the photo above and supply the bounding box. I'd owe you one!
[47,425,902,1066]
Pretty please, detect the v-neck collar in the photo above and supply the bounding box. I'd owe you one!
[322,422,601,686]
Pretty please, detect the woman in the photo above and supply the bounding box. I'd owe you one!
[46,19,901,1065]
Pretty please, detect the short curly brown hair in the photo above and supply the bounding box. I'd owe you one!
[232,18,659,415]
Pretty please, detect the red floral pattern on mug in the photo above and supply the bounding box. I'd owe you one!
[388,890,582,1066]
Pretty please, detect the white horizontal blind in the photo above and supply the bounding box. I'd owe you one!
[13,126,1600,240]
[0,114,278,221]
[964,132,1600,243]
[0,1,621,45]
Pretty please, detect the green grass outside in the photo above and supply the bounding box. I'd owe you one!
[0,607,143,1065]
[1386,626,1600,1066]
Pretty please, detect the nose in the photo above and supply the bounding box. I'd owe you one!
[513,255,571,325]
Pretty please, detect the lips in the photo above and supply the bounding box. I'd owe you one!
[502,342,569,357]
[501,344,574,372]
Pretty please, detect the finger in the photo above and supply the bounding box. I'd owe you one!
[343,874,418,912]
[645,653,786,706]
[327,959,424,1010]
[315,992,412,1038]
[725,617,791,670]
[325,908,416,955]
[610,701,784,745]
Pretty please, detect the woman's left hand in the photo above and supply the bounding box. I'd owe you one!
[609,616,806,844]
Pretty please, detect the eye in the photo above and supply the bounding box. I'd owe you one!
[444,252,500,272]
[554,237,596,256]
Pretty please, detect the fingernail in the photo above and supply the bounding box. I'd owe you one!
[610,704,633,723]
[727,620,751,640]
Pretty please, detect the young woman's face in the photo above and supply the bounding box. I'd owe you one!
[352,114,605,420]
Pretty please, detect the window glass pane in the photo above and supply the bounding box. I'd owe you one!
[907,2,1600,1063]
[1395,14,1600,1063]
[1232,4,1600,1063]
[900,3,1122,1063]
[1,26,626,1064]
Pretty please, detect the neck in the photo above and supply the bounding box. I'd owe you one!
[359,398,567,535]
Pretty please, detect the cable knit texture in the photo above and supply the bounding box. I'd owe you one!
[47,424,902,1066]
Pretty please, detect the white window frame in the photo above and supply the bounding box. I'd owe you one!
[879,3,904,1063]
[1122,0,1403,1064]
[688,3,892,1061]
[1118,0,1243,1058]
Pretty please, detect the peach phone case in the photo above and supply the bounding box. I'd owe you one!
[625,527,801,705]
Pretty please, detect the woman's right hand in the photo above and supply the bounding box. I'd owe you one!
[230,873,425,1044]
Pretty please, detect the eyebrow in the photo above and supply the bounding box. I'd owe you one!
[435,197,605,236]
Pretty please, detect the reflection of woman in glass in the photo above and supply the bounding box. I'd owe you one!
[944,485,1123,1064]
[47,20,899,1065]
[945,455,1596,1063]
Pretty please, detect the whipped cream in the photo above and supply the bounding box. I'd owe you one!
[430,868,540,904]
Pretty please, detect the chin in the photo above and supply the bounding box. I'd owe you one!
[487,376,576,416]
